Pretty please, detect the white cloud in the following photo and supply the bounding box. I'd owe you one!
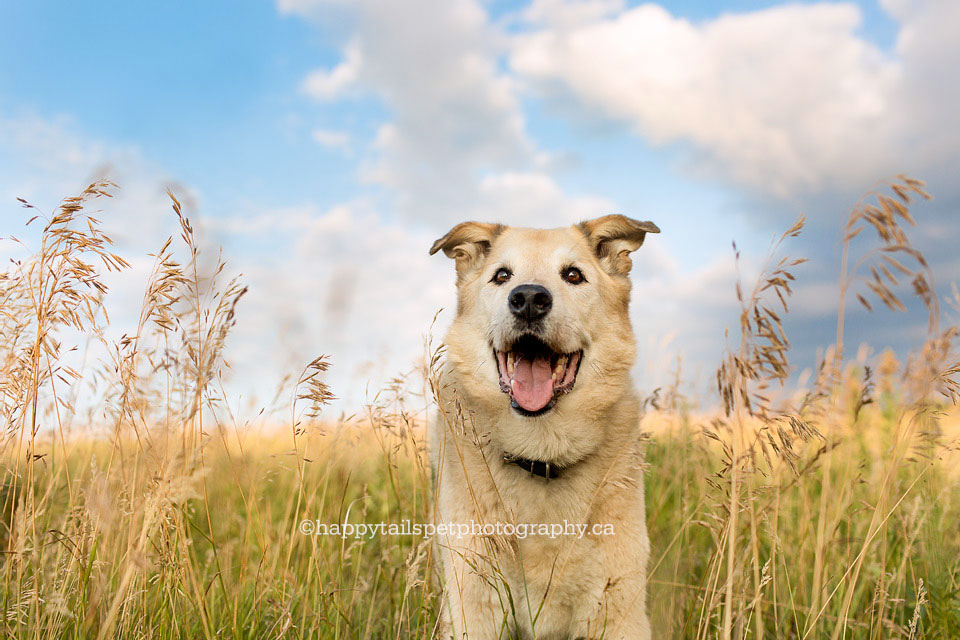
[511,0,959,200]
[210,200,455,409]
[311,127,351,151]
[300,41,362,101]
[471,171,615,227]
[522,0,626,28]
[882,0,960,172]
[0,111,186,257]
[1,113,119,208]
[284,0,548,223]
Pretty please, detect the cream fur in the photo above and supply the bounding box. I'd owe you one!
[428,217,658,640]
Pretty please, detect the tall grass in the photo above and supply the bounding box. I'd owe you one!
[1,177,957,638]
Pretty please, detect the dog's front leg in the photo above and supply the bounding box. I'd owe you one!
[436,535,516,640]
[580,572,651,640]
[575,509,651,640]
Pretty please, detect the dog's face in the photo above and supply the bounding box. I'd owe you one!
[431,216,659,433]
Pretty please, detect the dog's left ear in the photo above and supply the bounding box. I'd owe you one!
[429,221,504,281]
[577,214,660,276]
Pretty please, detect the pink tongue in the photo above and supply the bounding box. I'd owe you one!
[512,356,554,412]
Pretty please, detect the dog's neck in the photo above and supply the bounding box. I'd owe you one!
[502,452,568,479]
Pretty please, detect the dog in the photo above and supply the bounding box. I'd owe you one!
[428,215,659,639]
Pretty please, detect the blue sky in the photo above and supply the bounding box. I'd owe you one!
[0,0,358,208]
[1,0,957,412]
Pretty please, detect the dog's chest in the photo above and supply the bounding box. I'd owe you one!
[499,475,583,521]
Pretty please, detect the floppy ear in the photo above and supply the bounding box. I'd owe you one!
[577,214,660,276]
[429,221,504,281]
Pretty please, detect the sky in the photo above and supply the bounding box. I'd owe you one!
[1,0,958,415]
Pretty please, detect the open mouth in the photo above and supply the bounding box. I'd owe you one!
[494,335,582,416]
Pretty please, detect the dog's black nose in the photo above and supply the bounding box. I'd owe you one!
[508,284,552,321]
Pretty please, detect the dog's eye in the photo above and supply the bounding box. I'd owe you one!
[491,267,512,285]
[561,266,585,285]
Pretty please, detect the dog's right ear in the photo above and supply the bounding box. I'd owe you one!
[429,222,504,281]
[577,214,660,277]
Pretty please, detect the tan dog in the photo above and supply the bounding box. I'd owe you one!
[428,215,659,639]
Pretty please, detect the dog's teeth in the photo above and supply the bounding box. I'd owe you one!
[554,355,567,378]
[507,352,515,375]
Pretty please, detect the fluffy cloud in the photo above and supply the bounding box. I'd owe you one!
[205,201,456,410]
[311,127,351,152]
[522,0,626,27]
[282,0,609,225]
[0,112,186,263]
[300,41,362,102]
[511,0,959,200]
[471,171,616,227]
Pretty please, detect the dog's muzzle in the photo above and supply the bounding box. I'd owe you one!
[494,334,582,416]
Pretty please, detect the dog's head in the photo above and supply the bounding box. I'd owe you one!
[431,215,659,422]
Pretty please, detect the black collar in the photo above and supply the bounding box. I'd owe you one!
[502,453,565,479]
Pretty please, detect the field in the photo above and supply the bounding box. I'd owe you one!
[1,178,958,639]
